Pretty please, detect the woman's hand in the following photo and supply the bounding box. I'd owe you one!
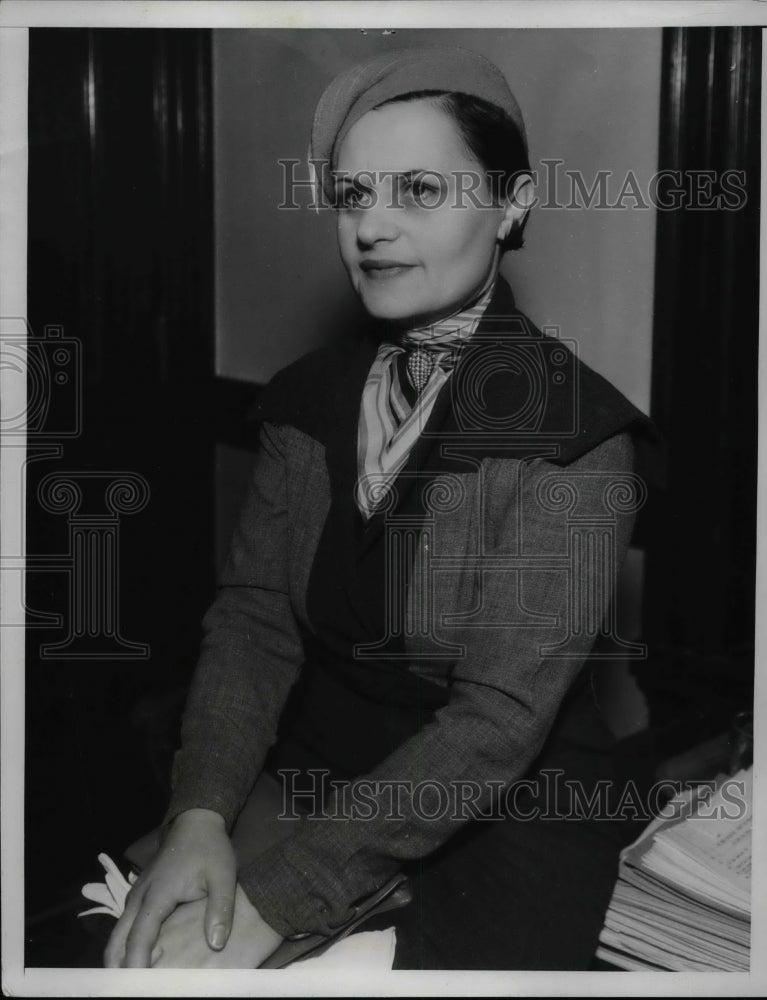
[151,885,283,968]
[104,808,236,968]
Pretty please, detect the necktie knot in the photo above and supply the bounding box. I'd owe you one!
[356,276,497,517]
[405,347,438,395]
[399,314,480,395]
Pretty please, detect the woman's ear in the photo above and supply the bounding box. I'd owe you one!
[496,172,535,242]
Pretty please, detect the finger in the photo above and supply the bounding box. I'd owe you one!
[204,866,237,950]
[123,890,179,968]
[150,944,164,967]
[103,883,146,968]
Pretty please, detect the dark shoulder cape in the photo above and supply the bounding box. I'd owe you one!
[254,276,657,466]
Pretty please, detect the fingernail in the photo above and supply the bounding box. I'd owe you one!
[210,923,227,949]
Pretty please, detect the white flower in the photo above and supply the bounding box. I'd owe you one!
[79,853,138,919]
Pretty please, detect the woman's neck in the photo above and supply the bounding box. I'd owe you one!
[402,262,499,337]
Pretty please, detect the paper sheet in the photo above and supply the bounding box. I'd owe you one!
[597,766,752,972]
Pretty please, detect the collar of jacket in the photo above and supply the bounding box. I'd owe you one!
[254,274,658,467]
[444,275,658,464]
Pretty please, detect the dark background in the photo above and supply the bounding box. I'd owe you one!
[23,27,759,966]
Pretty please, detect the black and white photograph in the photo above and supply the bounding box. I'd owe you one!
[1,1,764,995]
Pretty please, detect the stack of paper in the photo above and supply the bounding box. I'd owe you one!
[597,768,751,971]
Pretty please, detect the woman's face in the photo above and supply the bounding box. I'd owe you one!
[334,98,509,328]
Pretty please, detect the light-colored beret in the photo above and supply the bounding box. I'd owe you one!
[310,45,528,195]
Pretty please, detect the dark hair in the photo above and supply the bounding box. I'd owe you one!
[379,90,532,252]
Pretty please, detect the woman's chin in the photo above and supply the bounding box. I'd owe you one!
[355,287,437,326]
[359,294,423,325]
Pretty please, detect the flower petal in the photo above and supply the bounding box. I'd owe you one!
[105,870,131,910]
[81,882,115,908]
[97,853,132,912]
[78,905,118,918]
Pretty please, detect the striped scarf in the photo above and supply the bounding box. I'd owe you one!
[356,279,496,518]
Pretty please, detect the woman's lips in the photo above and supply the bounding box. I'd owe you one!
[359,260,416,280]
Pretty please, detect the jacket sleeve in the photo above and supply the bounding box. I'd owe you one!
[240,430,640,938]
[162,421,305,831]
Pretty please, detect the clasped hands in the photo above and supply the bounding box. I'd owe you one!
[104,808,283,969]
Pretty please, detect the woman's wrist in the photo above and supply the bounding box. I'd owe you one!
[234,885,284,959]
[172,807,227,830]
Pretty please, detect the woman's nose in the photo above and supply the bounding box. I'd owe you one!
[355,190,401,246]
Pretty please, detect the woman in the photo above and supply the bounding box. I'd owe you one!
[105,45,652,970]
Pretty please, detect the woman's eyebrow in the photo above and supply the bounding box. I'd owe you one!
[396,169,441,180]
[332,174,373,191]
[332,169,444,189]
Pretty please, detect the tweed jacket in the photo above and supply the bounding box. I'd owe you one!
[164,277,653,939]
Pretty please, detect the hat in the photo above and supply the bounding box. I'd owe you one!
[310,46,528,198]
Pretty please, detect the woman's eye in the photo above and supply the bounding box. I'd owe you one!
[336,187,372,210]
[404,177,442,207]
